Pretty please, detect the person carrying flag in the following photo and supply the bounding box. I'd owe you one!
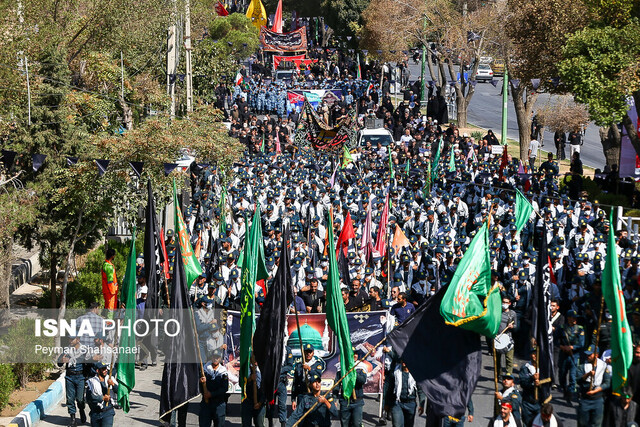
[333,348,367,427]
[287,373,338,427]
[86,362,119,427]
[199,349,229,427]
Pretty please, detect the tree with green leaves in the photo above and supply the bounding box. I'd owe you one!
[559,16,640,162]
[193,14,260,103]
[500,0,588,160]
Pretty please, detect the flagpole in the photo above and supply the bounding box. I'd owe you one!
[188,303,210,403]
[590,293,605,391]
[106,326,121,404]
[492,345,499,417]
[292,303,310,392]
[292,336,387,427]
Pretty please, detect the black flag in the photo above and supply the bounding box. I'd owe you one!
[254,225,294,402]
[387,286,481,419]
[159,244,200,420]
[142,180,164,366]
[95,159,110,176]
[164,163,178,176]
[144,180,164,312]
[532,225,554,403]
[130,161,144,178]
[32,153,46,172]
[338,249,351,288]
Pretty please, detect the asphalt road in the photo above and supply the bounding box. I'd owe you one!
[39,346,578,426]
[404,61,606,169]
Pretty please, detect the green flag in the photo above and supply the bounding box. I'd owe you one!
[405,159,410,174]
[342,146,353,168]
[388,149,394,179]
[116,231,137,413]
[239,206,269,400]
[514,189,534,234]
[602,210,633,394]
[431,138,441,183]
[356,53,361,80]
[424,160,431,197]
[173,179,202,288]
[326,211,356,398]
[448,147,455,172]
[440,222,502,337]
[261,134,265,153]
[218,186,227,234]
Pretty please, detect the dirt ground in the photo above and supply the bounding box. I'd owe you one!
[0,377,56,417]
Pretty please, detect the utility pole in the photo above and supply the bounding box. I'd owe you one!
[167,24,177,117]
[501,68,508,145]
[185,0,193,113]
[420,16,427,104]
[25,55,31,126]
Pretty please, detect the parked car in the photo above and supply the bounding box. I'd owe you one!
[491,59,505,76]
[358,128,394,147]
[475,64,494,82]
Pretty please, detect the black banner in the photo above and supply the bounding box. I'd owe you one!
[294,101,356,152]
[260,27,307,52]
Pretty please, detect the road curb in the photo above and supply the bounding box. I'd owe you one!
[8,373,65,427]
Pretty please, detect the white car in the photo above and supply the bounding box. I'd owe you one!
[475,64,494,82]
[358,128,394,148]
[176,148,196,171]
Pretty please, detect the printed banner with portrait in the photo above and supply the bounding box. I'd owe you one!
[223,311,388,394]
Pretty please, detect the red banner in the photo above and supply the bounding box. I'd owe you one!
[273,54,305,69]
[215,1,228,16]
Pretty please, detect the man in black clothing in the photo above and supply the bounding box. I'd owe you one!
[554,130,566,160]
[299,278,324,313]
[605,392,638,427]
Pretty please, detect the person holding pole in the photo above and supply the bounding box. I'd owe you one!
[199,349,229,427]
[242,354,266,427]
[292,344,326,411]
[86,361,118,427]
[576,345,610,427]
[495,374,523,424]
[333,347,367,427]
[520,347,543,427]
[287,373,338,427]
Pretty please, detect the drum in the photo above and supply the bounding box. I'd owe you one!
[494,334,514,354]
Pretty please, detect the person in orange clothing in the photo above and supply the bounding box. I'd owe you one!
[101,248,118,311]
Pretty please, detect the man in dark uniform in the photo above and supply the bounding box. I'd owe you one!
[333,348,367,427]
[576,345,610,427]
[292,344,326,410]
[86,362,118,427]
[242,354,266,427]
[495,373,522,423]
[58,336,87,426]
[199,349,229,427]
[287,373,338,427]
[559,310,585,402]
[390,292,415,326]
[274,348,295,427]
[519,348,542,426]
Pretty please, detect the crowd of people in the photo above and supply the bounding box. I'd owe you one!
[56,61,640,427]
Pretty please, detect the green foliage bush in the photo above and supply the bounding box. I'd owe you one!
[0,364,16,410]
[0,319,53,389]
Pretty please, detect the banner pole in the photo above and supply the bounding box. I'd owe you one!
[292,303,310,392]
[292,336,387,427]
[590,293,605,391]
